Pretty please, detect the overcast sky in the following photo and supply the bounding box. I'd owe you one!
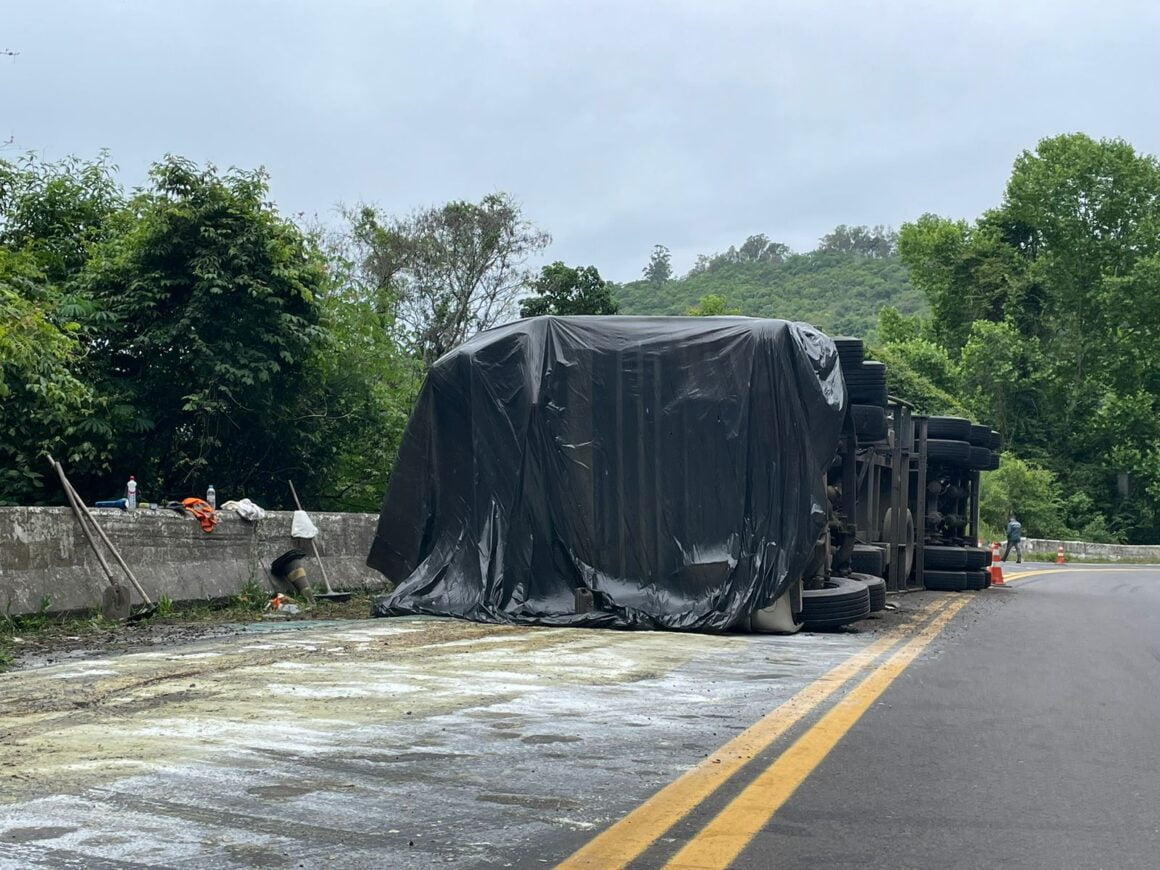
[3,1,1158,281]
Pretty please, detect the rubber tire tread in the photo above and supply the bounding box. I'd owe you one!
[926,416,972,441]
[964,547,990,569]
[988,429,1002,450]
[927,439,972,464]
[968,446,992,469]
[802,576,872,628]
[851,404,888,442]
[833,337,864,370]
[964,569,989,590]
[968,424,991,447]
[924,569,970,592]
[848,382,888,407]
[849,572,887,612]
[850,544,886,577]
[924,545,967,570]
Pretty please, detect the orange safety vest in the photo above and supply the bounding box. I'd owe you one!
[181,498,218,533]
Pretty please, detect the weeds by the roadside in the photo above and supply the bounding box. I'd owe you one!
[0,588,377,673]
[1022,551,1159,565]
[3,595,53,633]
[229,580,270,612]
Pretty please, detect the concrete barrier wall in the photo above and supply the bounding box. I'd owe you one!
[1022,537,1160,562]
[0,507,388,615]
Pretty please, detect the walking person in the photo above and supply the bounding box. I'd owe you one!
[1002,514,1022,563]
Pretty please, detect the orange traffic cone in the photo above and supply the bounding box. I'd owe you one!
[989,561,1005,586]
[1056,545,1066,564]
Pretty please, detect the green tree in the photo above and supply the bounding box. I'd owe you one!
[818,224,897,258]
[0,249,92,503]
[900,133,1160,542]
[642,244,672,284]
[979,453,1069,540]
[76,158,328,504]
[0,153,122,282]
[293,231,422,511]
[519,262,618,317]
[350,193,550,363]
[686,293,740,316]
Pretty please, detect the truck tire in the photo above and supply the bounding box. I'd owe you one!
[848,383,888,407]
[924,545,967,570]
[833,337,864,370]
[923,569,970,591]
[848,572,887,612]
[843,360,887,383]
[964,547,991,569]
[926,416,972,441]
[988,429,1002,451]
[986,453,1001,470]
[845,361,888,407]
[850,543,886,577]
[968,424,991,447]
[968,446,992,469]
[964,569,989,590]
[927,438,972,465]
[851,404,888,442]
[802,575,872,628]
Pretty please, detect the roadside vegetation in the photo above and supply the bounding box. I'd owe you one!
[4,133,1160,543]
[0,589,379,672]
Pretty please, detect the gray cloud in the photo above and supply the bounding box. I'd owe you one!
[3,0,1157,281]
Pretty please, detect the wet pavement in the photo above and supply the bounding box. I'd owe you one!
[0,599,944,868]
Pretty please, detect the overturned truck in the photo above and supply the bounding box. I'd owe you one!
[368,316,999,633]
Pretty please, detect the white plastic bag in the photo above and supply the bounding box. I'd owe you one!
[235,498,267,522]
[291,509,319,539]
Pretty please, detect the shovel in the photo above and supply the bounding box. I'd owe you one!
[288,480,352,603]
[49,456,158,622]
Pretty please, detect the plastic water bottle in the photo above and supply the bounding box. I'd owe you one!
[126,476,137,511]
[206,484,216,509]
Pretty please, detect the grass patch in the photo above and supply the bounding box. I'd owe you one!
[1022,551,1160,565]
[0,587,380,673]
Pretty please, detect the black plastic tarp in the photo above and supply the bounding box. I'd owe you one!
[368,316,846,631]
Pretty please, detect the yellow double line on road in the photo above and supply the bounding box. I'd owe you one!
[559,594,972,869]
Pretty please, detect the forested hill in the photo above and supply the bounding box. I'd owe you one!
[614,230,926,339]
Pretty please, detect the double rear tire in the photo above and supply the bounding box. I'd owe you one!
[802,575,872,629]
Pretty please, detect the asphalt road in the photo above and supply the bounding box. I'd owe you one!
[713,564,1160,870]
[3,566,1158,868]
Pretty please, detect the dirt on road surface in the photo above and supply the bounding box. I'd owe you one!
[0,596,950,868]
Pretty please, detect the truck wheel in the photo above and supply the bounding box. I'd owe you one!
[851,543,886,577]
[833,337,865,370]
[968,424,991,447]
[988,429,1002,451]
[848,572,887,611]
[964,547,991,569]
[851,404,888,442]
[967,446,992,470]
[925,416,972,441]
[927,439,972,465]
[924,545,967,570]
[802,575,872,628]
[923,569,970,591]
[964,569,989,590]
[845,361,888,407]
[752,581,805,634]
